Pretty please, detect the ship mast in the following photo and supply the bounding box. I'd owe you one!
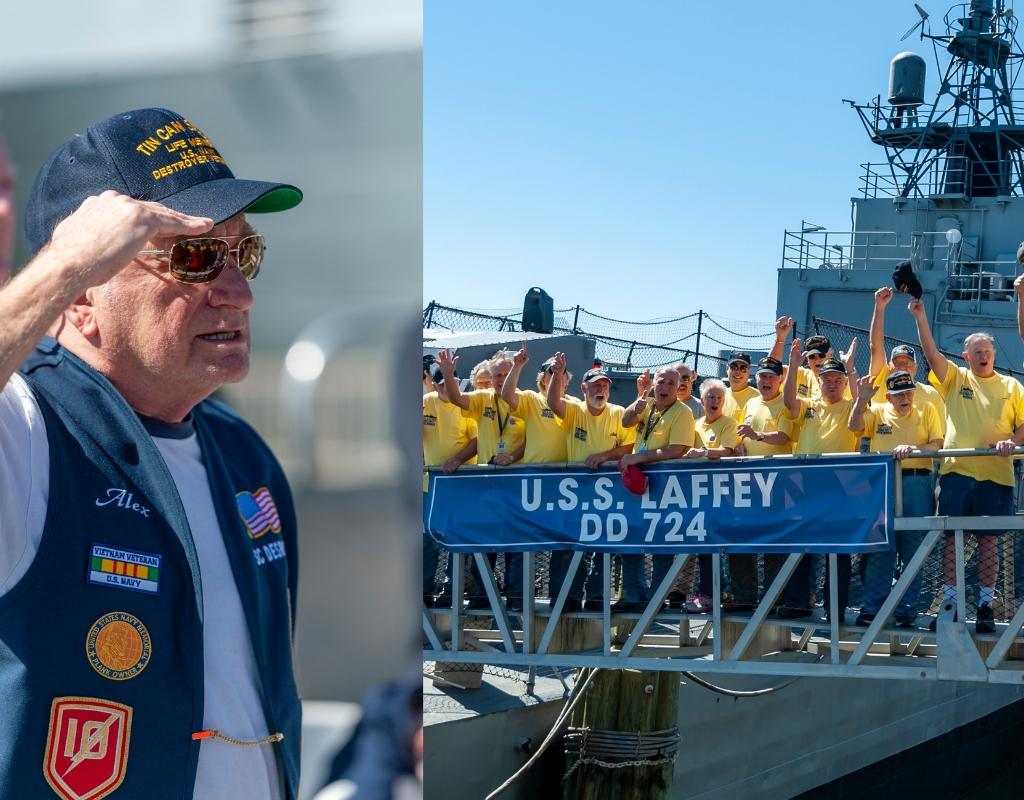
[851,0,1024,200]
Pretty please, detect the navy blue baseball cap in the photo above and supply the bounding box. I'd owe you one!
[25,107,302,255]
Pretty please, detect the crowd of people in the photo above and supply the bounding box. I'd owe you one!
[423,283,1024,632]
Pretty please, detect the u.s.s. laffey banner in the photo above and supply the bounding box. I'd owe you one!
[425,454,894,554]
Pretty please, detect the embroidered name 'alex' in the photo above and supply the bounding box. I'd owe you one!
[95,488,150,518]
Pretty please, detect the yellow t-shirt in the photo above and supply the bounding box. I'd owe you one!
[561,401,635,463]
[930,365,1024,486]
[513,389,568,463]
[463,389,526,463]
[722,383,758,423]
[694,415,740,451]
[860,403,943,470]
[632,400,694,455]
[783,397,859,455]
[870,364,947,436]
[741,393,792,456]
[423,392,478,466]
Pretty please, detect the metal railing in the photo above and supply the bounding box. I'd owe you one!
[857,159,1024,200]
[423,450,1024,684]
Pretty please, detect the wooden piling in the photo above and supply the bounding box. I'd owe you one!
[563,669,678,800]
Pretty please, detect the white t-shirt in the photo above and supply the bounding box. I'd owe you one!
[0,374,282,800]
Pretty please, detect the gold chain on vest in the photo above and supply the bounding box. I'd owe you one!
[192,729,284,746]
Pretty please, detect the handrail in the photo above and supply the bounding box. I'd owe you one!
[424,449,1024,684]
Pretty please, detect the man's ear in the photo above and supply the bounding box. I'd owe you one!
[65,288,99,338]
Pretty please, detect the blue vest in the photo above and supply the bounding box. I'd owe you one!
[0,339,300,798]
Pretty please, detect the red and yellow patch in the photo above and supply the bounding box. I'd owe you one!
[43,697,132,800]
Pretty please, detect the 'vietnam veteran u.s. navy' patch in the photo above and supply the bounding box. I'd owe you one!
[88,543,161,595]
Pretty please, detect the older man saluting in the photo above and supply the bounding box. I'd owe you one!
[0,108,302,799]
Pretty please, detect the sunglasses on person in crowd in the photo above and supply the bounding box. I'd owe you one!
[728,362,749,370]
[139,234,266,284]
[807,353,826,360]
[678,374,692,382]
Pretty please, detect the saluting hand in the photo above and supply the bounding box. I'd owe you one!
[46,191,213,287]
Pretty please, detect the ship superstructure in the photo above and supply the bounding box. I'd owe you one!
[778,0,1024,369]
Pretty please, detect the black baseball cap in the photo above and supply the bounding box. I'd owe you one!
[755,356,784,376]
[582,367,611,384]
[805,336,831,356]
[25,107,303,255]
[886,370,915,394]
[819,358,846,375]
[727,351,751,367]
[890,344,916,362]
[892,260,923,300]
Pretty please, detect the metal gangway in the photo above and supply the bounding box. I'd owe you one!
[422,449,1024,685]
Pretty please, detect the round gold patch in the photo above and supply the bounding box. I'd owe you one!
[85,612,152,681]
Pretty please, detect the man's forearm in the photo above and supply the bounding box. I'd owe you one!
[0,250,94,389]
[632,444,688,464]
[868,303,886,375]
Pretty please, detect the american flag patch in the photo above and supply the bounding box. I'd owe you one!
[236,487,282,538]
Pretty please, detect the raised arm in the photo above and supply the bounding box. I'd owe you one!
[501,342,528,411]
[783,337,804,418]
[848,375,873,433]
[908,298,948,383]
[869,288,893,376]
[622,369,652,428]
[0,192,212,390]
[1015,274,1024,341]
[546,352,569,418]
[769,316,793,362]
[437,349,470,410]
[840,336,860,400]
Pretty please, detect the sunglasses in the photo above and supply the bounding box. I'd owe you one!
[807,353,826,360]
[677,375,693,382]
[139,234,265,284]
[728,363,749,370]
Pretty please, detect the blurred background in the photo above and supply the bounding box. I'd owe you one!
[1,0,422,792]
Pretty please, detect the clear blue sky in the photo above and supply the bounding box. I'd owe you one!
[425,1,940,324]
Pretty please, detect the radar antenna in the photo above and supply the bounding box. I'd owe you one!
[900,4,931,41]
[850,0,1024,200]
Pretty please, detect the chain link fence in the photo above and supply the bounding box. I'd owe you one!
[424,304,1024,637]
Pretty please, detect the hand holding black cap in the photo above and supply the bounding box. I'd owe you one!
[892,260,923,300]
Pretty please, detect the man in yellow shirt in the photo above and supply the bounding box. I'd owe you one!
[422,360,478,606]
[672,361,704,420]
[678,379,739,613]
[732,356,792,609]
[778,339,860,619]
[849,370,943,627]
[770,318,834,400]
[619,367,694,611]
[501,344,579,610]
[437,349,527,607]
[867,287,946,430]
[909,299,1024,633]
[548,354,635,609]
[722,351,758,422]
